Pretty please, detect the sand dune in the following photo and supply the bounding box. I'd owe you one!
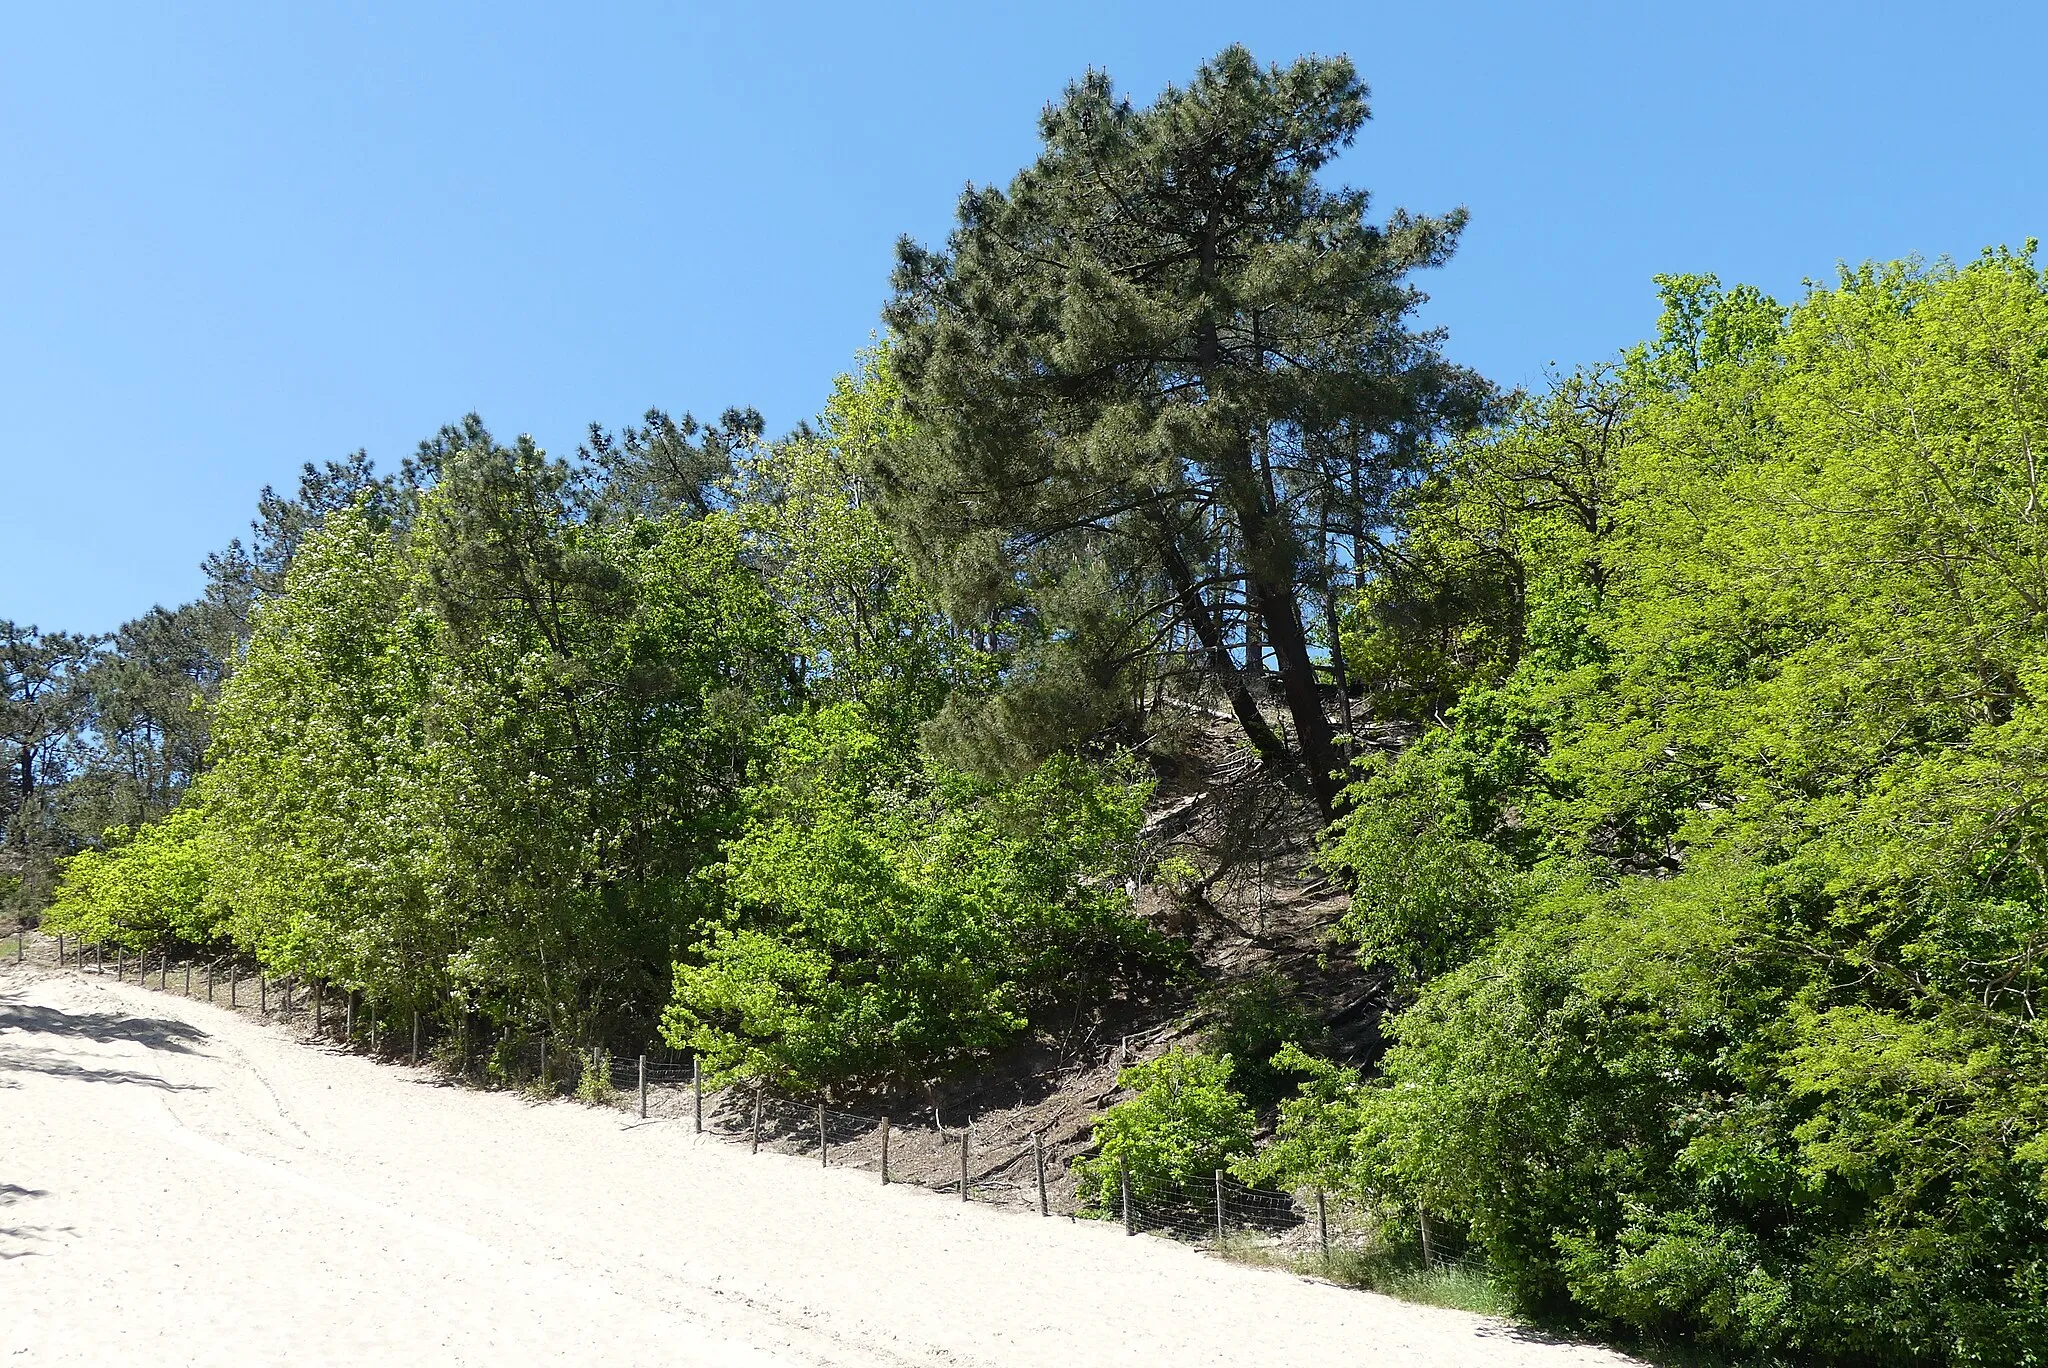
[2,966,1640,1367]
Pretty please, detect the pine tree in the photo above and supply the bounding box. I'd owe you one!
[880,45,1488,815]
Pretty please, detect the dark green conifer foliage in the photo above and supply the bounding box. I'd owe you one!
[881,45,1488,813]
[581,406,764,520]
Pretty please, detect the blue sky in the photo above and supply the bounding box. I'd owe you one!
[5,1,2043,635]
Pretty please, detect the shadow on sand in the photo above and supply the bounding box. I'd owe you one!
[0,995,213,1091]
[0,998,211,1054]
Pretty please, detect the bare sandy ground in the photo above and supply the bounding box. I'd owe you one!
[1,965,1642,1367]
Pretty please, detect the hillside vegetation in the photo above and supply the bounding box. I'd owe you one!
[9,46,2045,1366]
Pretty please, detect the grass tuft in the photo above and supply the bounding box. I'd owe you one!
[1214,1231,1514,1318]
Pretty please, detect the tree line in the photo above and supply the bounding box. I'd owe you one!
[13,45,2045,1365]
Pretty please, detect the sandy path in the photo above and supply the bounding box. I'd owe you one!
[1,965,1639,1367]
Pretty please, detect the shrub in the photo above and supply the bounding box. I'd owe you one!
[1075,1048,1256,1213]
[41,803,217,952]
[665,706,1160,1090]
[1200,972,1327,1110]
[575,1048,616,1105]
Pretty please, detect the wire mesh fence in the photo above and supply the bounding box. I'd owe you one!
[20,929,454,1070]
[11,927,1469,1280]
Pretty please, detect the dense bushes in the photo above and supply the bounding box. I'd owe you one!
[663,704,1159,1089]
[1076,1049,1258,1212]
[1199,972,1327,1110]
[1298,253,2048,1363]
[42,803,212,951]
[42,365,1153,1083]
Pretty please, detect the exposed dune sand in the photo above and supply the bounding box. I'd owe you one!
[2,966,1641,1367]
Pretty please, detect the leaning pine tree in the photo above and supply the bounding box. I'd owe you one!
[880,45,1489,816]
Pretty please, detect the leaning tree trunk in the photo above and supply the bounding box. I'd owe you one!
[1154,521,1301,791]
[1225,476,1341,820]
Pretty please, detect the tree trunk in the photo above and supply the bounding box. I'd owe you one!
[1325,587,1357,765]
[1251,570,1340,818]
[1154,523,1303,795]
[1244,592,1264,680]
[1225,483,1341,820]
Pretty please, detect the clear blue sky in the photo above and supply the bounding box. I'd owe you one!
[5,1,2043,635]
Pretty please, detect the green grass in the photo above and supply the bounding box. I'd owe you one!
[1213,1232,1515,1318]
[1218,1236,1781,1368]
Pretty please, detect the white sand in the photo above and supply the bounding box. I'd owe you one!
[2,967,1641,1367]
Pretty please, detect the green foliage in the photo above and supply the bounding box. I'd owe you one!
[1341,363,1632,721]
[575,1048,615,1105]
[127,423,790,1048]
[883,45,1489,814]
[42,803,216,950]
[2,621,101,915]
[1200,972,1328,1109]
[663,703,1158,1089]
[1319,749,1522,995]
[1312,251,2048,1363]
[1076,1048,1257,1213]
[202,498,430,1000]
[1235,1042,1376,1197]
[730,345,971,748]
[411,446,787,1042]
[40,357,1143,1100]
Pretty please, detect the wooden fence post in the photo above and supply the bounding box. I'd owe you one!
[818,1099,828,1166]
[880,1116,891,1185]
[184,963,191,996]
[1121,1154,1133,1235]
[1318,1189,1330,1261]
[230,964,237,1007]
[260,971,267,1014]
[1419,1205,1434,1269]
[959,1128,969,1203]
[638,1055,647,1120]
[750,1084,762,1153]
[1215,1169,1225,1243]
[411,1011,420,1066]
[539,1033,548,1090]
[345,993,353,1043]
[1035,1131,1048,1217]
[160,955,167,989]
[692,1057,702,1134]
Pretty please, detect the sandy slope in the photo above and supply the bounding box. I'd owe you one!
[1,966,1641,1367]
